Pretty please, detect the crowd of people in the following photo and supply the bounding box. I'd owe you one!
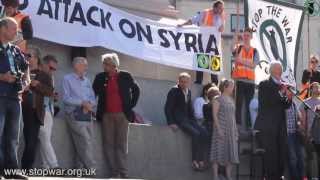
[1,0,320,180]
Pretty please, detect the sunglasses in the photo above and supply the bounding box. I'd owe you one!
[311,61,318,64]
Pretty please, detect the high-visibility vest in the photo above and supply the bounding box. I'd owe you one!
[232,46,255,81]
[202,9,215,26]
[13,12,28,53]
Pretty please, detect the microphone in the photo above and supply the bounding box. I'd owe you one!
[287,86,300,96]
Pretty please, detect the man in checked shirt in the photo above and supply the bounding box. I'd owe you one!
[285,88,304,180]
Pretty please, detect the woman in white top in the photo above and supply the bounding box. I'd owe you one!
[193,83,216,125]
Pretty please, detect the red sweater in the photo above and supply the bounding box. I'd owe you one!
[105,73,123,113]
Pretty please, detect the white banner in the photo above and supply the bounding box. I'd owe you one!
[245,0,304,85]
[0,0,222,74]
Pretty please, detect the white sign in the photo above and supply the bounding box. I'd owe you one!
[245,0,304,85]
[0,0,222,74]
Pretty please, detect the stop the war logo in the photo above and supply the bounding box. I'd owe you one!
[251,5,293,72]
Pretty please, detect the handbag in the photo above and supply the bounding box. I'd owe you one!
[73,106,92,122]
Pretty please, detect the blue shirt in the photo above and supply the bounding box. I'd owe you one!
[62,73,96,113]
[44,96,54,114]
[0,43,27,98]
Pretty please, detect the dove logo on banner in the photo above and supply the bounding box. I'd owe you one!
[245,0,304,86]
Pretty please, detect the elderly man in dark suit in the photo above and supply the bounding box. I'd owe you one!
[254,61,291,180]
[165,72,209,170]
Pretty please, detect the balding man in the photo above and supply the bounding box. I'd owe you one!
[62,57,96,170]
[0,17,28,179]
[255,61,291,180]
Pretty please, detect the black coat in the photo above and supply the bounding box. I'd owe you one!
[92,71,140,122]
[254,77,291,178]
[164,85,194,125]
[255,77,291,131]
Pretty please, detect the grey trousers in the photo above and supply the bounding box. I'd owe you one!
[102,112,129,176]
[65,113,96,169]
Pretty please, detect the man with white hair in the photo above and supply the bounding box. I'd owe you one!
[93,53,140,178]
[254,61,291,180]
[62,57,96,170]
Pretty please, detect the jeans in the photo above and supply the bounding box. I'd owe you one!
[313,144,320,178]
[179,120,209,162]
[287,133,304,180]
[0,97,21,172]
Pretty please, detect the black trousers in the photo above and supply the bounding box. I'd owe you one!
[21,98,40,170]
[195,71,218,85]
[235,81,255,125]
[257,124,287,180]
[179,120,209,161]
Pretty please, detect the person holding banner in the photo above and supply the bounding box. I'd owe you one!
[177,0,225,85]
[300,55,320,100]
[232,28,259,126]
[254,61,291,180]
[0,0,33,53]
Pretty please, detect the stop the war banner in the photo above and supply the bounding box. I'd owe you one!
[245,0,304,85]
[0,0,222,74]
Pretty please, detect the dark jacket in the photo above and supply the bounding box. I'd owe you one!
[30,70,54,125]
[255,77,291,133]
[92,71,140,122]
[0,43,28,99]
[164,85,194,125]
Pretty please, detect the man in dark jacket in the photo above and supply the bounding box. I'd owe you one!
[254,61,291,180]
[165,72,209,170]
[92,53,140,178]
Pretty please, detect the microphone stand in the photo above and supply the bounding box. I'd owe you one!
[288,87,320,118]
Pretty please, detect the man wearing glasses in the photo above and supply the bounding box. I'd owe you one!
[32,55,59,169]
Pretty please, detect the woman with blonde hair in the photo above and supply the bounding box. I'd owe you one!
[211,79,239,180]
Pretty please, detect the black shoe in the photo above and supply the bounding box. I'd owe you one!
[120,173,129,179]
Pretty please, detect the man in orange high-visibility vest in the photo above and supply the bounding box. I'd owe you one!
[178,0,225,85]
[1,0,33,53]
[232,27,259,126]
